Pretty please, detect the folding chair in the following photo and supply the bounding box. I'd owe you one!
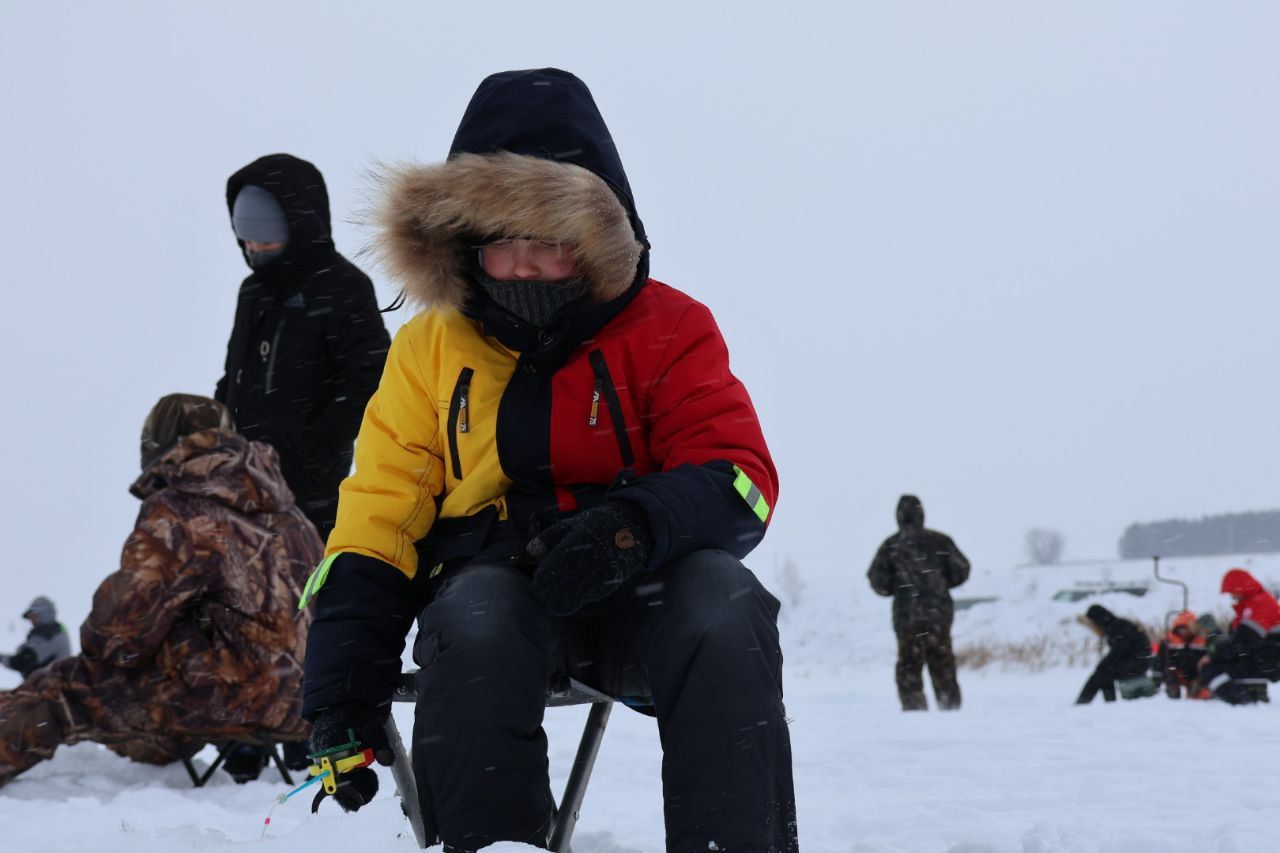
[181,731,306,788]
[386,670,616,852]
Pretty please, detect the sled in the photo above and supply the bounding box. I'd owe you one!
[386,670,617,852]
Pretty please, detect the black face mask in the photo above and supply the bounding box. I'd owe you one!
[476,273,586,328]
[246,246,286,268]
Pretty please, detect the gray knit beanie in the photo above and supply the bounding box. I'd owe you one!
[23,596,56,625]
[232,184,290,244]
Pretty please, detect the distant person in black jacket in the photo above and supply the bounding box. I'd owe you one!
[216,154,391,540]
[1,597,71,680]
[868,495,971,710]
[1076,604,1153,703]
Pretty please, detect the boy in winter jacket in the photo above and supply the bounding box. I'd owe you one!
[1076,605,1154,703]
[0,395,322,787]
[217,154,390,540]
[1198,568,1280,704]
[0,597,71,680]
[300,69,796,852]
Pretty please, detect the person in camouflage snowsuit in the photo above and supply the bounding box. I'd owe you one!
[0,395,322,787]
[867,495,971,710]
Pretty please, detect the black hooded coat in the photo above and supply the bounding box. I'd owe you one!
[867,496,971,632]
[216,154,390,537]
[1076,604,1153,703]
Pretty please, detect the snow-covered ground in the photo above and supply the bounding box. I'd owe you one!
[3,558,1278,852]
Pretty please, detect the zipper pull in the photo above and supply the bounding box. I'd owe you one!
[458,392,469,433]
[588,379,602,427]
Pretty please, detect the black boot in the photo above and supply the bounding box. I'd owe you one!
[282,741,312,771]
[222,743,268,783]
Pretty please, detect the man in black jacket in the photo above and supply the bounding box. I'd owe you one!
[216,154,390,540]
[868,495,971,710]
[1076,605,1154,703]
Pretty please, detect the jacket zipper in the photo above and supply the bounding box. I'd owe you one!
[446,367,474,480]
[587,350,634,467]
[264,320,285,396]
[588,379,602,427]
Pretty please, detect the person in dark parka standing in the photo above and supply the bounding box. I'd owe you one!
[1075,604,1153,703]
[868,494,971,711]
[216,154,390,540]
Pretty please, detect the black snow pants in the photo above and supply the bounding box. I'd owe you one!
[410,548,798,853]
[1201,641,1280,704]
[1076,656,1152,703]
[894,621,961,711]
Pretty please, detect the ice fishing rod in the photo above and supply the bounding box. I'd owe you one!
[258,731,376,841]
[259,768,330,841]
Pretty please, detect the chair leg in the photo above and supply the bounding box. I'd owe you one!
[182,756,202,787]
[548,701,613,853]
[384,715,430,849]
[183,743,232,788]
[266,741,295,786]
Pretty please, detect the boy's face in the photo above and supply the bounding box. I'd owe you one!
[480,239,577,282]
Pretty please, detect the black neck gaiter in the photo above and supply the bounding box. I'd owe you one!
[477,274,585,329]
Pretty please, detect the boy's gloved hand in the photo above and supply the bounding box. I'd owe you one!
[527,501,652,616]
[307,702,393,813]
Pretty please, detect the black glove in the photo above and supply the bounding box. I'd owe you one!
[527,501,653,616]
[307,703,394,813]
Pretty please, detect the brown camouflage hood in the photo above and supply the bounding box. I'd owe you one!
[78,426,321,737]
[130,428,296,513]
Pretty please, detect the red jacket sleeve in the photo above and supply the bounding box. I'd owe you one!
[612,300,777,566]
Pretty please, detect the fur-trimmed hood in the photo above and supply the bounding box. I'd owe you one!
[372,69,648,314]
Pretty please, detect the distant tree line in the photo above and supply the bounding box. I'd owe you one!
[1118,510,1280,559]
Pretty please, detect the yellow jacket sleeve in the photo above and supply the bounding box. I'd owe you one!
[327,318,444,578]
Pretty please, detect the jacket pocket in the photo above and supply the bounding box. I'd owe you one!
[446,367,474,480]
[587,350,634,467]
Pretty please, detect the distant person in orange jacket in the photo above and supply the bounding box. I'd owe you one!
[1153,611,1208,699]
[1198,568,1280,704]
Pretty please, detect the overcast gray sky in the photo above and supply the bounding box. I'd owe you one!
[1,1,1276,622]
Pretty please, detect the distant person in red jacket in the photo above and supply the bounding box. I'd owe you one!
[1199,568,1280,704]
[299,69,795,851]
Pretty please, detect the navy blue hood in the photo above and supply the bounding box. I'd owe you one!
[449,68,647,251]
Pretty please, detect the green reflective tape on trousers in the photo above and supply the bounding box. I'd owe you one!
[732,465,771,524]
[299,553,342,610]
